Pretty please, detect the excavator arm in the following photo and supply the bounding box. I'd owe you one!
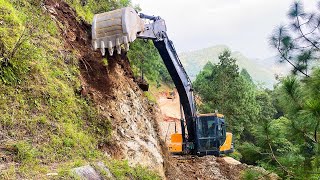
[154,37,198,153]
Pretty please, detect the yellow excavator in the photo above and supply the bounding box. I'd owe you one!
[92,7,234,156]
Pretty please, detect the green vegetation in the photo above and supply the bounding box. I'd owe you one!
[193,2,320,178]
[194,51,259,136]
[2,0,319,179]
[240,168,263,180]
[194,49,320,178]
[0,0,109,177]
[105,159,161,180]
[0,0,160,178]
[66,0,131,22]
[128,39,173,87]
[270,1,320,77]
[55,159,160,180]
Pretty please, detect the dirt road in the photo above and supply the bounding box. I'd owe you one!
[156,89,182,143]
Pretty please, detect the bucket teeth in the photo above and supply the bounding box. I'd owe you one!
[124,36,129,52]
[116,38,121,54]
[108,41,114,56]
[93,41,98,50]
[100,41,105,56]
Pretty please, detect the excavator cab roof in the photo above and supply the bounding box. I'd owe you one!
[198,113,224,118]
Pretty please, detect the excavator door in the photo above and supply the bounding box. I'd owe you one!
[220,132,234,154]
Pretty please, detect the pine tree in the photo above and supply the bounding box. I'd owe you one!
[194,50,259,136]
[270,1,320,77]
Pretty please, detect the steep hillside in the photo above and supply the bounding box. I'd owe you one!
[0,1,280,179]
[0,0,164,179]
[179,45,280,88]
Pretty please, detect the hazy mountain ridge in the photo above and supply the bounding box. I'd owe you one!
[179,45,280,88]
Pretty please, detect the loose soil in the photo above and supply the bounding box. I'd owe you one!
[44,0,166,176]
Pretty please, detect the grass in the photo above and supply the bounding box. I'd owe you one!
[0,0,111,178]
[240,168,263,180]
[65,0,131,23]
[52,159,161,180]
[228,150,242,161]
[144,91,157,104]
[104,159,161,180]
[0,0,161,179]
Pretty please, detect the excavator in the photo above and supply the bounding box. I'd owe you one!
[92,7,234,156]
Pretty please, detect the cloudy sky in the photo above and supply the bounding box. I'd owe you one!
[131,0,318,59]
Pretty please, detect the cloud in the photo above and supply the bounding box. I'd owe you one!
[132,0,318,59]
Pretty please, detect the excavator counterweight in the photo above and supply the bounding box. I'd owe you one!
[91,7,234,156]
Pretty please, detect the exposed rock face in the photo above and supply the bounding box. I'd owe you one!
[104,61,165,176]
[74,52,166,176]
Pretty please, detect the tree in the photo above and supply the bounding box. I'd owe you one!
[270,1,320,77]
[194,50,259,136]
[273,73,320,177]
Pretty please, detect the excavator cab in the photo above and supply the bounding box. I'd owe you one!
[196,113,233,156]
[168,113,234,156]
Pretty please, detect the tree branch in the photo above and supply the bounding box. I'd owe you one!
[263,123,294,178]
[291,120,316,143]
[314,119,319,143]
[267,140,294,178]
[276,47,310,77]
[275,31,309,77]
[296,16,320,50]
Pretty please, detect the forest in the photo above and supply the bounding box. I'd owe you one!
[192,2,320,179]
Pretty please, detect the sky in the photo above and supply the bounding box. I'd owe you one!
[131,0,318,60]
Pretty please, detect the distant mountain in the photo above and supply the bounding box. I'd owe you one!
[179,45,288,89]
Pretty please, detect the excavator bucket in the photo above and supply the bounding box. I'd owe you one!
[92,7,144,56]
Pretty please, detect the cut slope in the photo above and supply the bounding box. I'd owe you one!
[0,0,164,178]
[44,0,166,177]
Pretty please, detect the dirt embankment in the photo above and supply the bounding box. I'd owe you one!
[166,156,246,180]
[44,0,166,177]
